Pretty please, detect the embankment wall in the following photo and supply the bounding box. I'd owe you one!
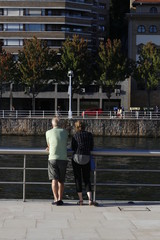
[0,118,160,137]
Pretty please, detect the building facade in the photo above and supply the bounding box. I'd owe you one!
[128,0,160,108]
[0,0,109,55]
[0,0,130,111]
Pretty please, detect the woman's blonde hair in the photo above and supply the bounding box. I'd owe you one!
[75,120,85,132]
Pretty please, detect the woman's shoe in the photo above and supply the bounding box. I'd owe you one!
[77,200,83,206]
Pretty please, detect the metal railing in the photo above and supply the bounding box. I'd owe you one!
[0,110,160,119]
[1,148,160,202]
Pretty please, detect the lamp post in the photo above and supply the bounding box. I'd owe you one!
[67,70,73,119]
[9,82,13,111]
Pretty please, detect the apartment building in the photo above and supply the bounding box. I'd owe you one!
[128,0,160,108]
[0,0,109,54]
[0,0,130,111]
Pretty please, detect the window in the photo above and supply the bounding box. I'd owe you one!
[99,25,105,31]
[4,39,23,46]
[150,7,158,13]
[73,28,82,32]
[99,4,106,9]
[25,24,45,31]
[0,9,3,15]
[4,24,23,31]
[61,27,70,31]
[25,9,42,16]
[149,25,157,33]
[4,8,22,16]
[137,25,146,33]
[0,24,3,31]
[99,15,105,20]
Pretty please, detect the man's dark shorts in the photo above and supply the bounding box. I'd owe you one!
[48,160,68,183]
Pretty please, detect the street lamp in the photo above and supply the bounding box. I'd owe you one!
[67,70,74,119]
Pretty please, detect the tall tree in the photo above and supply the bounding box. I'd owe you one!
[17,36,57,111]
[98,38,131,101]
[0,49,16,109]
[58,35,94,95]
[133,42,160,107]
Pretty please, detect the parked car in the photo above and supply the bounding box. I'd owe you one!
[82,108,103,117]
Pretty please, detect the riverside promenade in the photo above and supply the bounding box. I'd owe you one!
[1,200,160,240]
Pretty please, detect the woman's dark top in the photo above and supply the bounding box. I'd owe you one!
[71,131,94,155]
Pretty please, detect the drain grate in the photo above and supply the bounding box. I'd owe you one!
[118,207,151,211]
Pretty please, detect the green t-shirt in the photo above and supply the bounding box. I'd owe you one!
[46,127,68,161]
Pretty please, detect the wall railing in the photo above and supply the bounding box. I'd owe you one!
[0,148,160,202]
[0,110,160,120]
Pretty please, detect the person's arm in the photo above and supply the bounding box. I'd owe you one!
[71,136,77,152]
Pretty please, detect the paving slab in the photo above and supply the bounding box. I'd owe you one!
[0,200,160,240]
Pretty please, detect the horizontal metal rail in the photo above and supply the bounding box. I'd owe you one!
[0,148,160,202]
[0,110,160,120]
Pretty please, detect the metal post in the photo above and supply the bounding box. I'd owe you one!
[9,82,13,111]
[67,70,73,119]
[68,75,72,119]
[23,155,26,202]
[150,111,152,120]
[93,159,97,202]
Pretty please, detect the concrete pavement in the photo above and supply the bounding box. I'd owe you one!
[0,200,160,240]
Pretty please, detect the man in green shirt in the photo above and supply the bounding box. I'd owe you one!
[46,117,68,206]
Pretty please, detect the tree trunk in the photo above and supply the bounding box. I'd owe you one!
[32,95,35,113]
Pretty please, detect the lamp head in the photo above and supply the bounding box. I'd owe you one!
[67,70,74,77]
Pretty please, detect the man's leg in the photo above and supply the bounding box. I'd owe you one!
[58,181,64,201]
[52,179,59,202]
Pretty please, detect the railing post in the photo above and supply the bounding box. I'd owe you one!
[43,111,44,119]
[150,111,152,120]
[96,111,98,119]
[16,110,18,119]
[93,159,97,202]
[136,111,139,119]
[29,111,31,118]
[110,111,111,119]
[23,154,26,202]
[2,110,4,118]
[83,111,85,119]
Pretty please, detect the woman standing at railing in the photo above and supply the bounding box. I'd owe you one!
[71,120,94,206]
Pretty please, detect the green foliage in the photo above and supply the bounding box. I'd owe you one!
[0,49,16,83]
[98,38,130,99]
[134,42,160,106]
[58,35,94,94]
[0,49,16,93]
[17,36,57,110]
